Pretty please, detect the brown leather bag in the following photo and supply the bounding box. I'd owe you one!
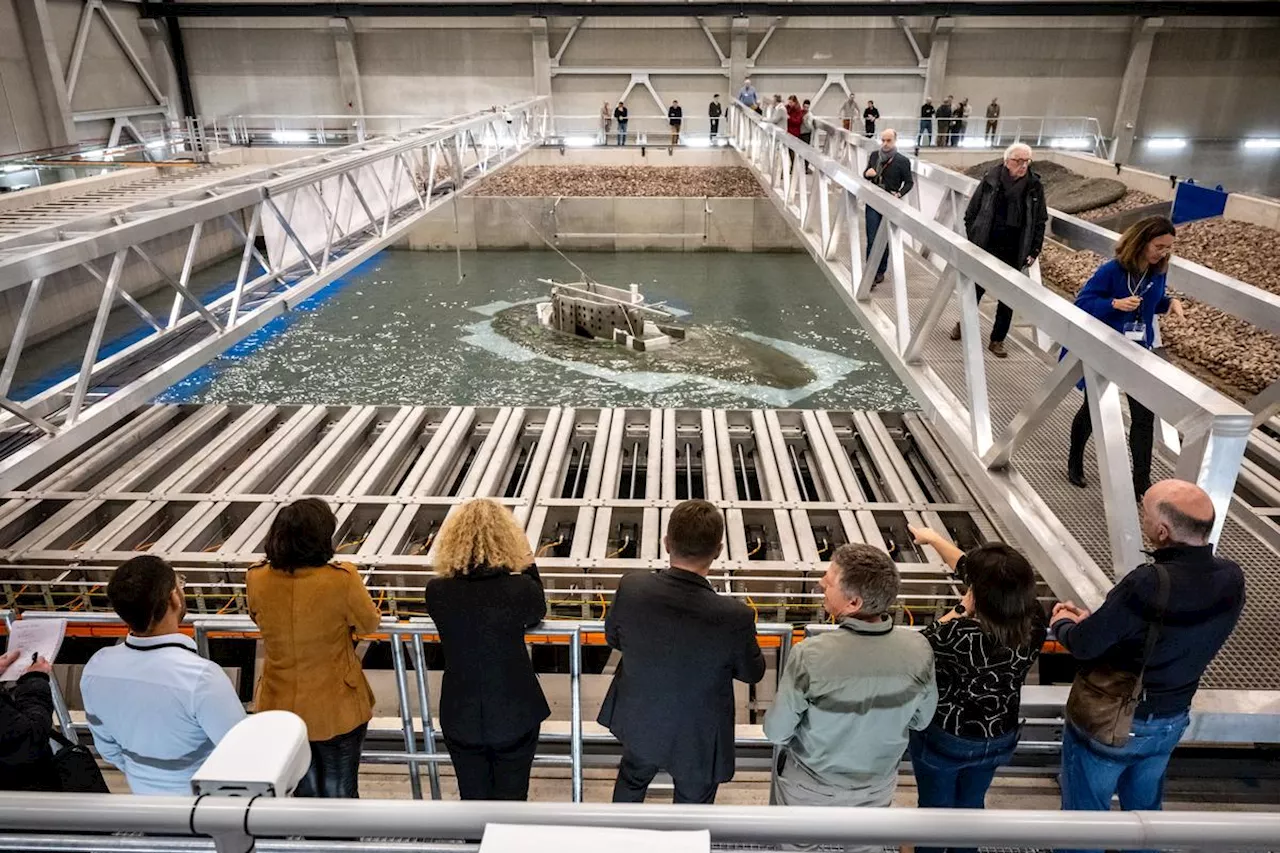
[1065,565,1169,748]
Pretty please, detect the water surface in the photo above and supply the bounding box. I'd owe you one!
[162,250,915,410]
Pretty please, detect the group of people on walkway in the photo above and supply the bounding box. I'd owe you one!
[3,480,1243,853]
[918,96,1001,147]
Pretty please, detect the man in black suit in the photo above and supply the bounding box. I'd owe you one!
[598,499,766,804]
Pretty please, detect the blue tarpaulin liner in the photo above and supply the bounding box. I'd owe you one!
[1171,180,1228,224]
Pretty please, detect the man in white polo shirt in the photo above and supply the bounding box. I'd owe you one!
[81,555,246,794]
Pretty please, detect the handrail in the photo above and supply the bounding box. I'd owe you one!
[813,115,1280,430]
[1,794,1278,851]
[724,101,1252,591]
[5,609,794,805]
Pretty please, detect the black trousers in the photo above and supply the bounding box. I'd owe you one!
[295,723,367,798]
[971,284,1014,343]
[611,750,719,804]
[710,118,720,137]
[1068,396,1155,493]
[445,727,540,801]
[866,207,890,279]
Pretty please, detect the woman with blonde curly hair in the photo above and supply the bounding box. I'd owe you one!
[425,498,548,800]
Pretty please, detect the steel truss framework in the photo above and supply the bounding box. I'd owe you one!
[811,116,1280,554]
[0,405,1003,631]
[0,99,553,491]
[723,103,1256,606]
[65,0,168,128]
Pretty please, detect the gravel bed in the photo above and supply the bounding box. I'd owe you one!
[472,165,765,198]
[1039,220,1280,399]
[964,159,1127,214]
[1076,189,1165,222]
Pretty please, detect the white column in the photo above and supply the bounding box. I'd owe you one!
[923,17,953,102]
[330,18,365,115]
[138,19,183,125]
[531,17,552,99]
[730,16,750,94]
[13,0,76,148]
[1110,17,1162,164]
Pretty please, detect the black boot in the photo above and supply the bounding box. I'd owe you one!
[1067,457,1087,488]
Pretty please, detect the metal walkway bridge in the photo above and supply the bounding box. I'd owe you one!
[723,104,1280,695]
[0,100,553,484]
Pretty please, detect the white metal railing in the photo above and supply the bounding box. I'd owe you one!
[810,116,1280,432]
[0,98,554,491]
[724,102,1253,603]
[7,609,798,806]
[818,113,1109,157]
[549,114,731,147]
[196,115,449,150]
[0,794,1278,853]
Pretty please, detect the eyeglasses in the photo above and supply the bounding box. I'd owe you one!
[1008,157,1032,165]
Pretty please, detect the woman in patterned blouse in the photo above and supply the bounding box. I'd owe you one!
[907,526,1047,853]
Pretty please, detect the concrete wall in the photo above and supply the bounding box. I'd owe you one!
[185,24,344,117]
[0,0,47,155]
[1140,27,1280,140]
[169,16,1280,145]
[944,24,1131,128]
[397,196,801,252]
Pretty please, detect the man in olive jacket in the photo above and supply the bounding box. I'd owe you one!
[955,141,1048,358]
[599,500,766,804]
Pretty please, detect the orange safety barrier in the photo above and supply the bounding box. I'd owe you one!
[2,621,1064,654]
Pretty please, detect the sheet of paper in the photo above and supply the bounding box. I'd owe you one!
[1,619,67,682]
[480,824,710,853]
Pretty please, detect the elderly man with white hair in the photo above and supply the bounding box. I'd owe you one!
[954,141,1048,357]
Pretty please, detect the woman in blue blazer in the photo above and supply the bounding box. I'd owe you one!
[1067,216,1183,496]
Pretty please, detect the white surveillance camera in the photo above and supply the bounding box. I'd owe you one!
[191,711,311,797]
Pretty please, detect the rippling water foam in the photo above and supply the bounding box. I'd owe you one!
[160,249,916,410]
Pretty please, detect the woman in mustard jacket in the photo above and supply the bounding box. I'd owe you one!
[247,499,381,798]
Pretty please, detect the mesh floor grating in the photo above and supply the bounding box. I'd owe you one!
[868,252,1280,690]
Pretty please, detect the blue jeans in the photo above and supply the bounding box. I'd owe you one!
[615,122,628,146]
[918,118,932,146]
[909,724,1020,853]
[1059,711,1191,853]
[865,207,889,279]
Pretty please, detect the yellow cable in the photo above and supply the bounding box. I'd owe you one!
[605,536,631,558]
[747,538,764,557]
[536,536,565,557]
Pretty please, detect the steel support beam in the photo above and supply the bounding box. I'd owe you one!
[923,17,952,102]
[14,0,76,148]
[1110,17,1162,163]
[144,2,1280,17]
[531,17,553,98]
[330,18,365,117]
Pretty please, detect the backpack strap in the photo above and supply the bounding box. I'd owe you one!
[1132,564,1171,701]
